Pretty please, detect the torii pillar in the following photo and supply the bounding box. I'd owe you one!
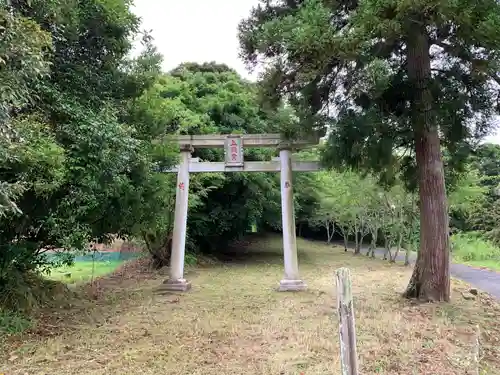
[161,144,193,292]
[277,143,306,291]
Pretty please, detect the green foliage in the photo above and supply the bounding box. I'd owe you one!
[305,166,419,257]
[184,253,198,266]
[0,6,52,216]
[451,232,500,263]
[239,0,500,179]
[3,0,500,317]
[133,63,284,258]
[0,0,172,311]
[462,143,500,243]
[0,269,69,312]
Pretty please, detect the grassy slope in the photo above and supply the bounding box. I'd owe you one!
[3,235,500,374]
[452,233,500,272]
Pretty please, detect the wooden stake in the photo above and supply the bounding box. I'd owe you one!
[335,268,359,375]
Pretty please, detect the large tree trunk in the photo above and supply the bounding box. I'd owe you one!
[403,25,450,302]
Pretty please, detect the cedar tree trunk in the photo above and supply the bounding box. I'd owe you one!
[403,24,451,302]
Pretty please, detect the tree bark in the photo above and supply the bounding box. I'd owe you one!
[354,224,358,250]
[383,237,391,260]
[354,224,361,254]
[404,243,411,266]
[368,230,378,258]
[343,233,348,252]
[391,232,403,262]
[326,221,331,243]
[403,25,450,302]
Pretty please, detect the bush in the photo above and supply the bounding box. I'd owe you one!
[451,232,500,262]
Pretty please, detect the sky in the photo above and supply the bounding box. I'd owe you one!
[131,0,259,80]
[131,0,500,144]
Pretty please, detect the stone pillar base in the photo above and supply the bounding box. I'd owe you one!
[278,279,307,292]
[157,278,191,292]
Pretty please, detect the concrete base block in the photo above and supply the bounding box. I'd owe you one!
[157,278,191,292]
[278,279,307,292]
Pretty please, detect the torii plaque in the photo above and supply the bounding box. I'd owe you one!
[159,133,320,292]
[224,135,244,167]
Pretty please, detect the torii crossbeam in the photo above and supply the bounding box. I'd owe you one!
[159,133,320,292]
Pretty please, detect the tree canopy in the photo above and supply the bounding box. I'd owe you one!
[239,0,500,301]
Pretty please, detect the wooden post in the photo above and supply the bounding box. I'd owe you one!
[335,268,359,375]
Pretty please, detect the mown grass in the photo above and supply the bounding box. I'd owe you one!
[46,260,124,284]
[2,234,500,374]
[452,232,500,271]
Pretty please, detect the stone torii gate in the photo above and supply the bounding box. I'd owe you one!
[160,134,320,292]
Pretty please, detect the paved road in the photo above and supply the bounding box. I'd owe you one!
[344,245,500,299]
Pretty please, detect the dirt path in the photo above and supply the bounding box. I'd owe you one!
[345,245,500,299]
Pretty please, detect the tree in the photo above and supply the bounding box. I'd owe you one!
[462,144,500,243]
[239,0,500,301]
[305,171,341,244]
[0,5,52,216]
[307,168,377,252]
[0,0,171,310]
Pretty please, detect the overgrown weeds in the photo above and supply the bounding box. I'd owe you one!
[452,232,500,269]
[0,269,72,343]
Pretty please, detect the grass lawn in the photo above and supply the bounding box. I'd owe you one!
[3,235,500,374]
[46,260,123,284]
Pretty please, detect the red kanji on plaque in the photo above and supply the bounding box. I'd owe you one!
[284,181,290,188]
[178,182,185,191]
[225,136,242,165]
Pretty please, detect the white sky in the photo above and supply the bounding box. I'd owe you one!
[131,0,259,80]
[131,0,500,144]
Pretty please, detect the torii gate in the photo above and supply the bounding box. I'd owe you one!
[160,134,320,292]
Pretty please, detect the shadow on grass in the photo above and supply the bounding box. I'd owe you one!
[213,234,313,266]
